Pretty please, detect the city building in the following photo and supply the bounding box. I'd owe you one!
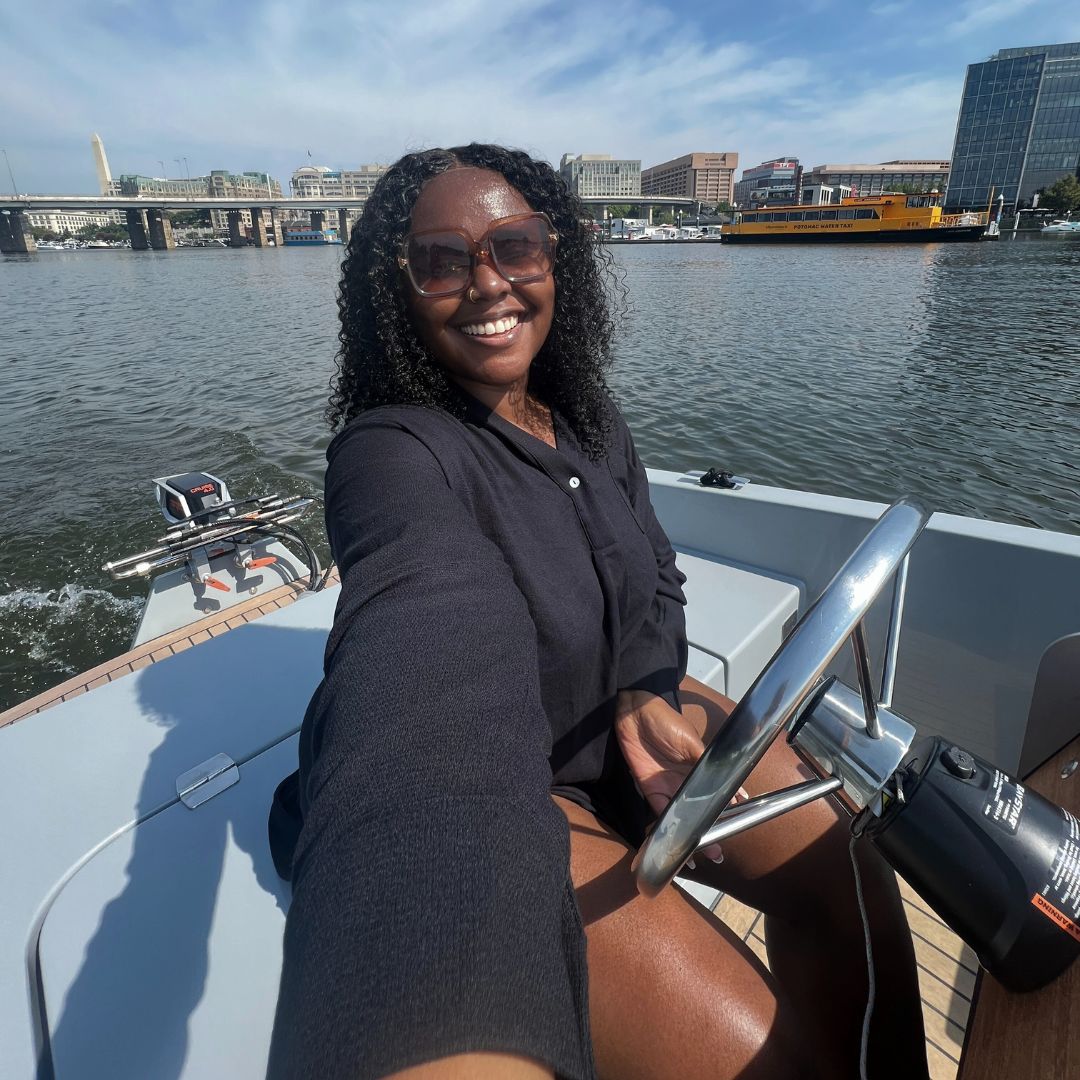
[559,154,641,198]
[290,164,387,201]
[800,182,852,205]
[207,170,281,201]
[26,209,117,235]
[291,165,340,198]
[113,170,283,230]
[804,161,950,196]
[733,158,802,208]
[947,42,1080,211]
[289,164,387,231]
[641,152,739,205]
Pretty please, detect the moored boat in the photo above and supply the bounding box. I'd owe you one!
[1041,218,1080,234]
[282,227,342,245]
[722,191,990,243]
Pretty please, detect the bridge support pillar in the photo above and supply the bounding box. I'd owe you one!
[250,207,269,247]
[337,208,350,244]
[146,209,175,250]
[126,209,149,250]
[268,209,283,246]
[227,210,246,248]
[0,210,36,254]
[310,210,325,233]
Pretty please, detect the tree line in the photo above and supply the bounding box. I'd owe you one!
[1038,175,1080,213]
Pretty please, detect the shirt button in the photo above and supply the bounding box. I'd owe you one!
[568,476,581,489]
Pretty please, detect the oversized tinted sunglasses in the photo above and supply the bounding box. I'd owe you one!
[398,212,558,298]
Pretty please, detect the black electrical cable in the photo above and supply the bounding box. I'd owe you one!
[849,831,876,1080]
[239,522,330,592]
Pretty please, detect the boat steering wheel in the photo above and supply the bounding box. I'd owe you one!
[634,498,930,897]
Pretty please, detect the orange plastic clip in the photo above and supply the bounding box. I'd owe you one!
[246,556,277,569]
[204,576,231,592]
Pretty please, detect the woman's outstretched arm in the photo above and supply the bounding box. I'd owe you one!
[269,417,593,1080]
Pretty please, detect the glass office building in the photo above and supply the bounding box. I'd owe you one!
[733,158,802,208]
[947,42,1080,211]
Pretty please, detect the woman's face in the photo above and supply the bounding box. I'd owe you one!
[403,167,556,402]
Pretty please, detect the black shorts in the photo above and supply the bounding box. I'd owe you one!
[551,751,654,849]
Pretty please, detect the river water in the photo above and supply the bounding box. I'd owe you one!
[2,238,1078,711]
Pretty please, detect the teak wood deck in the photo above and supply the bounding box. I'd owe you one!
[3,574,1077,1078]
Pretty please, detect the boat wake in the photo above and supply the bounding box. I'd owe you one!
[0,583,141,620]
[1,586,142,708]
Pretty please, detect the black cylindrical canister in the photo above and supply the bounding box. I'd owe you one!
[862,736,1080,992]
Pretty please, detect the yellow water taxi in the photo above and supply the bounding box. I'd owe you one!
[722,191,990,243]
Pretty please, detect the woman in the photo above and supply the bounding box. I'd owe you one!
[268,144,929,1080]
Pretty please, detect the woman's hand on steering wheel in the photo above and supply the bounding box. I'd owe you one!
[614,690,744,865]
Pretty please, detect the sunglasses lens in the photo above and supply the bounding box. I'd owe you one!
[490,216,554,281]
[407,233,472,295]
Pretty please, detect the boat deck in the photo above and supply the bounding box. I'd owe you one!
[0,572,979,1077]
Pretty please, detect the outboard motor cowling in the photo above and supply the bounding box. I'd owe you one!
[153,472,233,527]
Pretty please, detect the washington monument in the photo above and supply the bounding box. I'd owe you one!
[90,133,112,195]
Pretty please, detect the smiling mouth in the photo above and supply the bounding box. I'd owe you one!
[458,313,521,337]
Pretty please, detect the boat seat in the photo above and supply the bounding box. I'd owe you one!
[675,548,802,699]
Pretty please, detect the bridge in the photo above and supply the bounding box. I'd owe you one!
[0,193,702,254]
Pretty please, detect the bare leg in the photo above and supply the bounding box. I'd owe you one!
[678,675,929,1080]
[556,796,814,1080]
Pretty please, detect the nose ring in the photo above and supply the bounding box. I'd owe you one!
[467,286,480,303]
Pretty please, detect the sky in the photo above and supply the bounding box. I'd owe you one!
[2,0,1080,195]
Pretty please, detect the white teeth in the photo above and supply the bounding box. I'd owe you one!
[460,314,520,336]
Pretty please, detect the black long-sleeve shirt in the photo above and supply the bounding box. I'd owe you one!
[268,395,687,1079]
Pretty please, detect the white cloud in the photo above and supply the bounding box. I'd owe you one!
[0,0,1066,194]
[941,0,1040,38]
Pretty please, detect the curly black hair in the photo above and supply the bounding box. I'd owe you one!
[328,143,625,458]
